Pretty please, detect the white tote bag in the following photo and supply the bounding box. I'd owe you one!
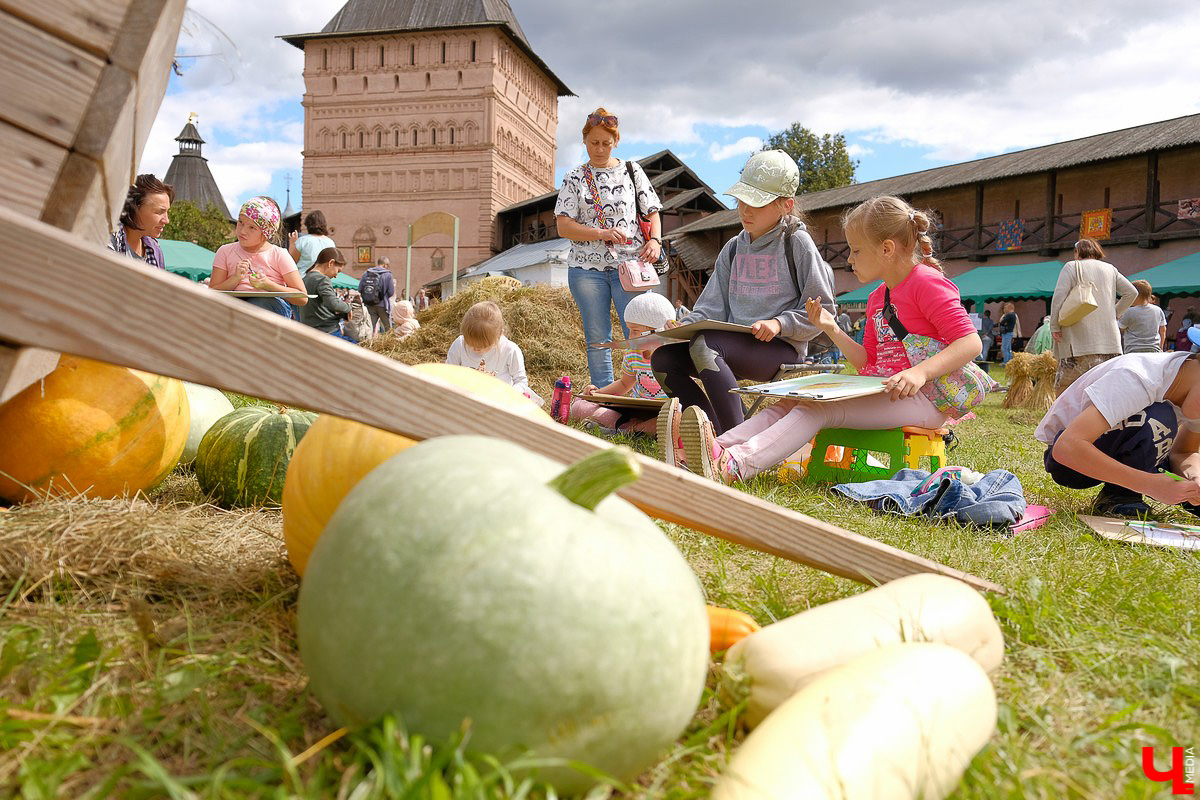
[1059,261,1099,327]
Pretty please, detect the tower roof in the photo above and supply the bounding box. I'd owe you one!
[280,0,571,96]
[163,118,232,220]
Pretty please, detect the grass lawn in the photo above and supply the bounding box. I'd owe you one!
[0,391,1197,798]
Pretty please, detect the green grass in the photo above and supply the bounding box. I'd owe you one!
[1,393,1198,797]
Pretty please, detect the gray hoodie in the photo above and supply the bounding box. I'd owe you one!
[679,216,836,353]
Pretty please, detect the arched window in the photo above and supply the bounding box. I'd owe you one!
[359,131,365,148]
[332,76,338,92]
[412,128,418,146]
[425,72,431,88]
[394,129,400,147]
[322,49,328,70]
[470,41,476,62]
[379,45,385,67]
[376,130,382,147]
[349,47,355,70]
[394,74,399,90]
[410,43,415,65]
[431,128,437,145]
[441,42,446,63]
[341,132,347,149]
[449,128,455,145]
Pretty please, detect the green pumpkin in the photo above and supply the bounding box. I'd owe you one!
[194,406,315,508]
[298,437,709,794]
[179,382,235,465]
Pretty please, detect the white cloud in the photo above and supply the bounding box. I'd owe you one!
[708,137,762,162]
[146,0,1200,206]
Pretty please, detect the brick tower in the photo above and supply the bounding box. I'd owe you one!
[282,0,571,295]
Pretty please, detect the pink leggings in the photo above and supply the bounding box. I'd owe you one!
[569,397,657,435]
[718,392,948,478]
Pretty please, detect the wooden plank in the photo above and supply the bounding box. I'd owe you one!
[112,0,185,173]
[0,344,60,405]
[0,119,67,217]
[40,151,110,242]
[0,206,1005,593]
[0,9,103,149]
[0,0,128,58]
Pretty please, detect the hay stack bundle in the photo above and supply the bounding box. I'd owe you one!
[364,282,591,401]
[1027,352,1059,411]
[1002,353,1034,409]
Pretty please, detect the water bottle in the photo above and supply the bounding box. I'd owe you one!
[551,375,572,424]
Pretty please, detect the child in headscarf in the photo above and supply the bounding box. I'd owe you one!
[391,299,421,340]
[209,196,307,317]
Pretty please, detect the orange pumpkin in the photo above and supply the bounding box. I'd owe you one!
[707,605,761,652]
[281,362,550,575]
[0,355,189,503]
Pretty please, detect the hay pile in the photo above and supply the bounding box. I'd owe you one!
[1002,354,1034,408]
[365,279,599,400]
[1027,352,1059,411]
[0,488,292,598]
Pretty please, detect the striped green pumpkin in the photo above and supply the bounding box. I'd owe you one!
[194,406,317,508]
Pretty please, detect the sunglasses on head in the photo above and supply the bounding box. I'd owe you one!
[587,113,618,127]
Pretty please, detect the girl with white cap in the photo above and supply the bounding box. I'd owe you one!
[652,149,836,465]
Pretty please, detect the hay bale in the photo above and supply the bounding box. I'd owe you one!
[1027,352,1059,411]
[365,282,595,400]
[1003,353,1034,409]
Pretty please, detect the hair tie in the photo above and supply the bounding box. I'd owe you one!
[907,209,916,222]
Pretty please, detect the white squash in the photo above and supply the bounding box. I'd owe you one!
[180,382,234,465]
[723,573,1003,727]
[713,643,997,800]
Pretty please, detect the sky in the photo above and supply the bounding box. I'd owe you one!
[140,0,1200,218]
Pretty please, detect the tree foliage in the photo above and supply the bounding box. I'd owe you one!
[761,123,858,194]
[162,200,234,252]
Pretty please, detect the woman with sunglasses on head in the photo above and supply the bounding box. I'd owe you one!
[555,108,664,386]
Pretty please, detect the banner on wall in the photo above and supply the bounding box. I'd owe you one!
[1178,198,1200,219]
[995,218,1024,251]
[1080,208,1112,239]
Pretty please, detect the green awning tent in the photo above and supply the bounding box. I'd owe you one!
[1128,251,1200,296]
[835,260,1069,309]
[331,272,359,289]
[159,239,217,281]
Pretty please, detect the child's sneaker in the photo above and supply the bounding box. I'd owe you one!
[681,406,741,485]
[655,397,684,468]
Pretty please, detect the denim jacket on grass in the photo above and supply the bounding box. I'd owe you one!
[833,468,1027,527]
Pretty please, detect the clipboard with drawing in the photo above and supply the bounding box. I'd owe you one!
[598,320,754,350]
[732,373,888,401]
[576,393,666,410]
[1078,515,1200,550]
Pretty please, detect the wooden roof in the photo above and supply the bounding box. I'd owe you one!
[281,0,571,96]
[670,113,1200,236]
[162,120,232,220]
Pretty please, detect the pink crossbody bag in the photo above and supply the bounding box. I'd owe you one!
[582,165,660,292]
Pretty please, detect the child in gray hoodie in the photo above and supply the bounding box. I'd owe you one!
[652,150,836,464]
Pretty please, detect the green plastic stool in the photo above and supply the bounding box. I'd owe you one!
[804,426,947,484]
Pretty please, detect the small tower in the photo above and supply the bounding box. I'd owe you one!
[163,114,233,220]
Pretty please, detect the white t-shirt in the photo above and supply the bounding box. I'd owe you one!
[445,335,542,405]
[554,159,662,270]
[1035,351,1192,443]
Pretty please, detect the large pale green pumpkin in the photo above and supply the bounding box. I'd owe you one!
[194,406,316,508]
[180,383,235,465]
[298,437,709,794]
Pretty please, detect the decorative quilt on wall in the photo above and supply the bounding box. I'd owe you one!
[1080,208,1112,239]
[1178,198,1200,219]
[995,218,1024,251]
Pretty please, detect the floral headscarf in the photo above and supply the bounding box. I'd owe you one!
[239,196,280,240]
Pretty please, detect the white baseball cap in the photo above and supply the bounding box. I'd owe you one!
[725,150,800,207]
[623,292,675,331]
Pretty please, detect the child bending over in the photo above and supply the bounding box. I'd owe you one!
[681,195,983,484]
[570,292,675,436]
[446,301,542,405]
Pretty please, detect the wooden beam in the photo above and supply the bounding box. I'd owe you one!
[0,206,1004,593]
[0,344,60,405]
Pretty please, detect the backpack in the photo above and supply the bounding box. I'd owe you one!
[359,268,384,305]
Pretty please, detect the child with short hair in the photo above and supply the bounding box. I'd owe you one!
[570,292,675,436]
[446,301,541,405]
[651,149,836,465]
[209,197,307,317]
[681,195,984,484]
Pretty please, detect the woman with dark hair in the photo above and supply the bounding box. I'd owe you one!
[108,174,173,267]
[288,209,335,273]
[1048,237,1137,393]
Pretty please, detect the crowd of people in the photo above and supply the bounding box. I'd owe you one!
[106,108,1200,523]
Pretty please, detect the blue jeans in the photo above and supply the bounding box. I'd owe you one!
[1001,332,1014,363]
[568,267,636,386]
[832,467,1027,526]
[240,295,293,317]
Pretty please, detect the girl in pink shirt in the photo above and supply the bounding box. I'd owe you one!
[210,197,307,317]
[682,195,984,484]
